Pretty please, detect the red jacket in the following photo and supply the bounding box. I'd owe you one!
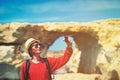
[20,47,73,80]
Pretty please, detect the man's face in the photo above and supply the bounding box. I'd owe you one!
[30,42,43,55]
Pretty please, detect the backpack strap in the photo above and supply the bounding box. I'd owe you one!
[43,58,52,80]
[25,59,30,80]
[24,58,52,80]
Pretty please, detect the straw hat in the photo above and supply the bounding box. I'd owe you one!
[25,38,40,53]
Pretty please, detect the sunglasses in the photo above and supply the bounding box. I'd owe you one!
[32,43,44,48]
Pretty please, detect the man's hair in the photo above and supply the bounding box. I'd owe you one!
[28,46,33,57]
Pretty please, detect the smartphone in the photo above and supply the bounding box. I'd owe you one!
[64,36,69,42]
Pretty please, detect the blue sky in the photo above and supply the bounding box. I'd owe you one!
[0,0,120,50]
[0,0,120,23]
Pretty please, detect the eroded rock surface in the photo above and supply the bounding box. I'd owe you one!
[0,19,120,79]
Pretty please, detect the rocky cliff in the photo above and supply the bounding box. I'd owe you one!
[0,18,120,79]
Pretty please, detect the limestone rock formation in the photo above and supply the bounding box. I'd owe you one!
[0,18,120,79]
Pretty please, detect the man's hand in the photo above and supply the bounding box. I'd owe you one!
[64,36,72,48]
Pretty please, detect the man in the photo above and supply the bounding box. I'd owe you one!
[20,36,73,80]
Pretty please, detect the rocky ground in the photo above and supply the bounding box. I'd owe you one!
[53,73,101,80]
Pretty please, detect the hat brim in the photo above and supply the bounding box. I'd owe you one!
[26,40,40,53]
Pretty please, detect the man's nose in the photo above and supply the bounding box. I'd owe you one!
[38,45,42,48]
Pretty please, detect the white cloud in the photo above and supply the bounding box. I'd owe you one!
[4,16,62,23]
[19,4,48,13]
[0,0,120,15]
[83,1,120,11]
[59,0,120,11]
[19,0,120,14]
[0,0,120,23]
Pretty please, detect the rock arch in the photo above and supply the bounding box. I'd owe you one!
[73,33,100,73]
[0,19,120,74]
